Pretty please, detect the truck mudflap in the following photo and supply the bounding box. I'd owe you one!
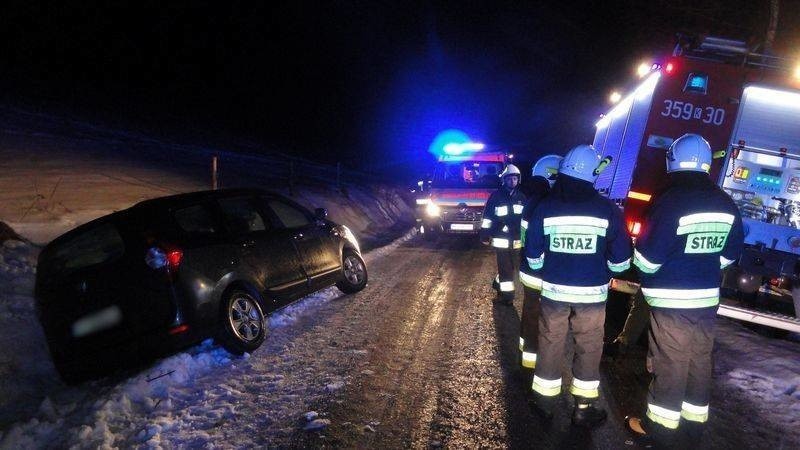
[609,278,800,333]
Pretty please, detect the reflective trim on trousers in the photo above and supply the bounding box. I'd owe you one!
[532,375,562,397]
[519,271,542,289]
[492,238,510,248]
[521,351,537,368]
[570,377,600,398]
[499,281,515,292]
[513,204,524,214]
[720,255,735,269]
[681,401,709,423]
[512,239,522,249]
[481,218,492,229]
[633,248,661,274]
[646,403,681,430]
[641,287,719,309]
[607,258,631,273]
[527,253,544,270]
[495,206,509,217]
[541,281,609,303]
[519,336,524,351]
[520,219,529,231]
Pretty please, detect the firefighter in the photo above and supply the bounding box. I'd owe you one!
[481,163,527,305]
[518,155,561,376]
[625,134,744,445]
[525,145,632,427]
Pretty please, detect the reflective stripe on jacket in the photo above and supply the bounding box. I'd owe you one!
[633,173,744,309]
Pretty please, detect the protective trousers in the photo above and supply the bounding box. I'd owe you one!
[532,299,605,400]
[495,248,520,302]
[646,307,716,431]
[519,286,540,369]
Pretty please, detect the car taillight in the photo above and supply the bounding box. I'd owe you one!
[627,220,642,237]
[145,246,183,271]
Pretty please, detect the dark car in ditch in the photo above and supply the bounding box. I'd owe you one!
[35,188,368,382]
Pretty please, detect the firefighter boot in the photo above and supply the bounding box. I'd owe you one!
[572,400,607,428]
[625,416,677,449]
[528,394,556,423]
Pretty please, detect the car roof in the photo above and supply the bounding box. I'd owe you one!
[44,188,285,251]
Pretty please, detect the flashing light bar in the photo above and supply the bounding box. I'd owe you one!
[443,142,485,155]
[596,72,661,129]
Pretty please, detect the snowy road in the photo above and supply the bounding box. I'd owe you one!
[2,235,800,449]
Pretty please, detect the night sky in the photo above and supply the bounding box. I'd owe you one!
[1,1,798,179]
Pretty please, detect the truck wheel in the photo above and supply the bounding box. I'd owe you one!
[336,250,368,293]
[216,289,268,355]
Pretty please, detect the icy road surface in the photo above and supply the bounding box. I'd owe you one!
[1,235,799,449]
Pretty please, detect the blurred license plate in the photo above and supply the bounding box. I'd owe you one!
[72,305,122,337]
[450,224,473,231]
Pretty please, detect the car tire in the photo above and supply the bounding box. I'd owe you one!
[336,250,368,294]
[216,289,269,355]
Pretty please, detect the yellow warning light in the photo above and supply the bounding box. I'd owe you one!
[637,62,650,78]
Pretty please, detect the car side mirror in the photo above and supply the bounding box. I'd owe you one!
[314,208,328,221]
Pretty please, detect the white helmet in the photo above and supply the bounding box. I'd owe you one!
[559,144,602,183]
[532,154,563,187]
[666,133,712,173]
[500,164,521,178]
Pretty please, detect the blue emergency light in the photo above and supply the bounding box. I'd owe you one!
[684,73,708,94]
[429,129,483,158]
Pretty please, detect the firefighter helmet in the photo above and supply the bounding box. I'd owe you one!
[532,154,563,187]
[666,133,712,173]
[500,164,521,178]
[559,144,601,183]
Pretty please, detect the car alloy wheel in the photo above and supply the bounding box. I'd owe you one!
[343,254,365,285]
[227,293,265,343]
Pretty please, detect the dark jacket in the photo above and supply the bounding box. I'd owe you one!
[519,176,551,285]
[633,172,744,309]
[524,175,632,303]
[480,185,527,249]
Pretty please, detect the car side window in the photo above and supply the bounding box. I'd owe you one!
[217,197,268,234]
[267,199,312,229]
[174,204,218,234]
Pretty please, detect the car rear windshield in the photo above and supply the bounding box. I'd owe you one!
[41,222,125,278]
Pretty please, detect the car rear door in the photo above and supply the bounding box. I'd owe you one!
[216,195,308,303]
[260,196,341,291]
[35,216,174,357]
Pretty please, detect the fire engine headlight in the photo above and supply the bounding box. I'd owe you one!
[425,201,441,217]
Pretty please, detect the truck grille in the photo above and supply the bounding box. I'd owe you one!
[442,208,482,222]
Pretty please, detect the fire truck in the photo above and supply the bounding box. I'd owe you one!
[418,144,509,240]
[592,36,800,332]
